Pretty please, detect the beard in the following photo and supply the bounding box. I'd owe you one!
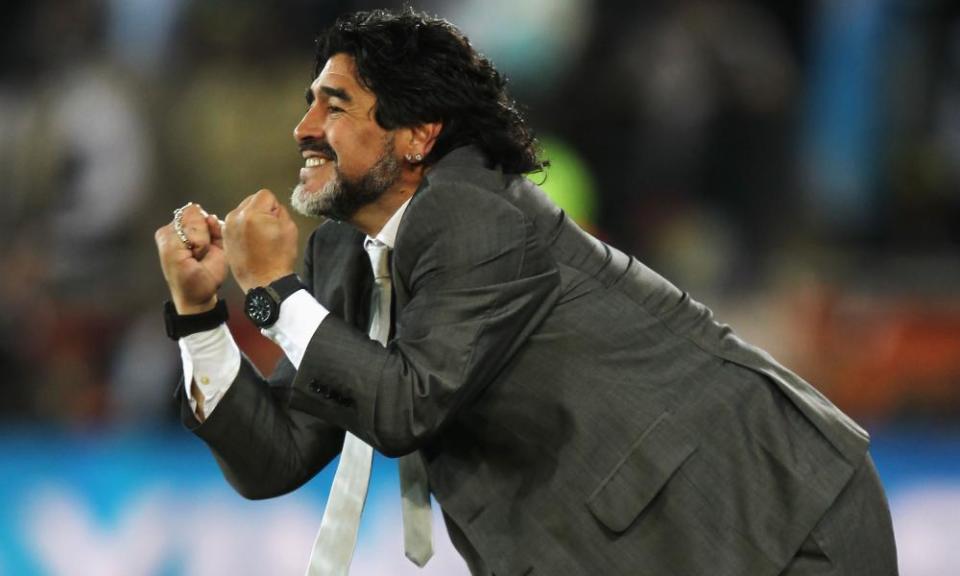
[291,138,402,221]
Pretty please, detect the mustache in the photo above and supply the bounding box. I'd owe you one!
[298,138,337,160]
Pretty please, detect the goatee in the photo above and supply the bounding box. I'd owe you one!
[292,138,401,221]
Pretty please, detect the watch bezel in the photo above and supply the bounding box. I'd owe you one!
[243,274,305,328]
[244,286,281,327]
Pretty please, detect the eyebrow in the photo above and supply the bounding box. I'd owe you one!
[321,85,352,102]
[305,85,353,106]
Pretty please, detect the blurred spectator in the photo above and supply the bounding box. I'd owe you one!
[0,0,957,427]
[1,0,153,423]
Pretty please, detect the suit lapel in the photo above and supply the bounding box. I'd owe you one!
[310,223,373,332]
[391,248,409,318]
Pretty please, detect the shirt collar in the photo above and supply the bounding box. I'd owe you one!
[366,197,412,249]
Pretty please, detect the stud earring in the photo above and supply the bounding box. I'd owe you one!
[414,153,423,162]
[405,153,413,162]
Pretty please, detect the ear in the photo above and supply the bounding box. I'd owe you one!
[406,121,443,160]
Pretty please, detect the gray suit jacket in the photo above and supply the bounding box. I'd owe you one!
[182,146,870,576]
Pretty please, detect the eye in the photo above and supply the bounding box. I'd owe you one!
[327,105,344,115]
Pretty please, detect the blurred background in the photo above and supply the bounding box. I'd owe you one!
[1,0,958,574]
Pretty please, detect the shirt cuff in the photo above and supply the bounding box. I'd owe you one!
[178,323,241,418]
[261,289,328,369]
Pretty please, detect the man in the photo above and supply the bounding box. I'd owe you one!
[155,9,898,576]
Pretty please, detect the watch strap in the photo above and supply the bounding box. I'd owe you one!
[267,273,305,304]
[164,299,229,340]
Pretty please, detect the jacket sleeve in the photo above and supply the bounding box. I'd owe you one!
[177,233,345,500]
[288,183,561,456]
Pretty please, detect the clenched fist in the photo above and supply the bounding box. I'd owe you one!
[155,202,227,314]
[223,189,299,293]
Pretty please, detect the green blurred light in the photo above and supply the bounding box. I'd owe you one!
[531,137,598,228]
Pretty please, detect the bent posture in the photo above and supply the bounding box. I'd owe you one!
[155,9,898,576]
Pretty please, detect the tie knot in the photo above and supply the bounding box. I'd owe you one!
[365,240,391,281]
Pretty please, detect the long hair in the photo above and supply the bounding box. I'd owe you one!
[314,9,546,175]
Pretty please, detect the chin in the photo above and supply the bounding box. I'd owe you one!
[291,182,331,218]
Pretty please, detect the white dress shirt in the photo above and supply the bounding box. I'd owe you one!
[179,198,412,419]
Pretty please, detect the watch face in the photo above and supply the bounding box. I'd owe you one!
[245,289,276,326]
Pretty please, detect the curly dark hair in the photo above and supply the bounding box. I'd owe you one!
[314,9,546,175]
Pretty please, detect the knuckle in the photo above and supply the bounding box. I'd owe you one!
[185,206,203,223]
[254,189,275,205]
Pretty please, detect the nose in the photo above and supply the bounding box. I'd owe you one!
[293,105,324,143]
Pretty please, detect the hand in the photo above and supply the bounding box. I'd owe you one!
[155,202,227,314]
[223,189,299,293]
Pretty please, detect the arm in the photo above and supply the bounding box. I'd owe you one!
[158,201,343,499]
[288,184,561,455]
[181,352,345,500]
[189,239,346,499]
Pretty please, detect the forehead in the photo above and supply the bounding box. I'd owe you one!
[311,53,374,101]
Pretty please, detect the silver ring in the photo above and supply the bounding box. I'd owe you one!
[173,206,195,250]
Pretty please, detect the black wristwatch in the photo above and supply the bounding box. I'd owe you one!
[244,273,305,328]
[164,299,229,340]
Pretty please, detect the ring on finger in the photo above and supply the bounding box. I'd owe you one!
[173,207,195,250]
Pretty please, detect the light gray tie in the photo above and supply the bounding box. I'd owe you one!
[305,240,432,576]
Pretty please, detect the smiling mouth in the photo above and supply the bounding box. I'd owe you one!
[304,157,328,168]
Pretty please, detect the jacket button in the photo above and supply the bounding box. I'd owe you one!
[309,380,321,393]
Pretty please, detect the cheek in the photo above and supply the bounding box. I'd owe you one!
[326,129,356,164]
[328,120,389,171]
[332,139,371,171]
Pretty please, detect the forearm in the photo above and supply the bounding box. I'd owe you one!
[183,359,344,499]
[177,294,341,498]
[287,268,561,456]
[179,324,240,421]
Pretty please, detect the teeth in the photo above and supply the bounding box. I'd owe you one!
[305,157,327,168]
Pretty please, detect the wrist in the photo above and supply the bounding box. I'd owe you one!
[243,273,305,328]
[240,269,295,294]
[173,294,218,315]
[164,298,229,340]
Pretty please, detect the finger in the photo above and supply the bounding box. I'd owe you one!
[207,215,224,240]
[248,188,278,213]
[182,218,211,256]
[157,223,186,253]
[207,215,225,249]
[179,202,207,226]
[172,203,212,257]
[180,201,210,220]
[177,203,208,239]
[178,202,211,240]
[235,193,257,214]
[156,224,194,272]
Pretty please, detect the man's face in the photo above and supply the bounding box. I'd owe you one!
[291,53,402,221]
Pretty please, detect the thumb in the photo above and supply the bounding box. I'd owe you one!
[207,214,225,247]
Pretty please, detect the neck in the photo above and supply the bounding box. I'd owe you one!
[350,166,425,237]
[351,184,414,237]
